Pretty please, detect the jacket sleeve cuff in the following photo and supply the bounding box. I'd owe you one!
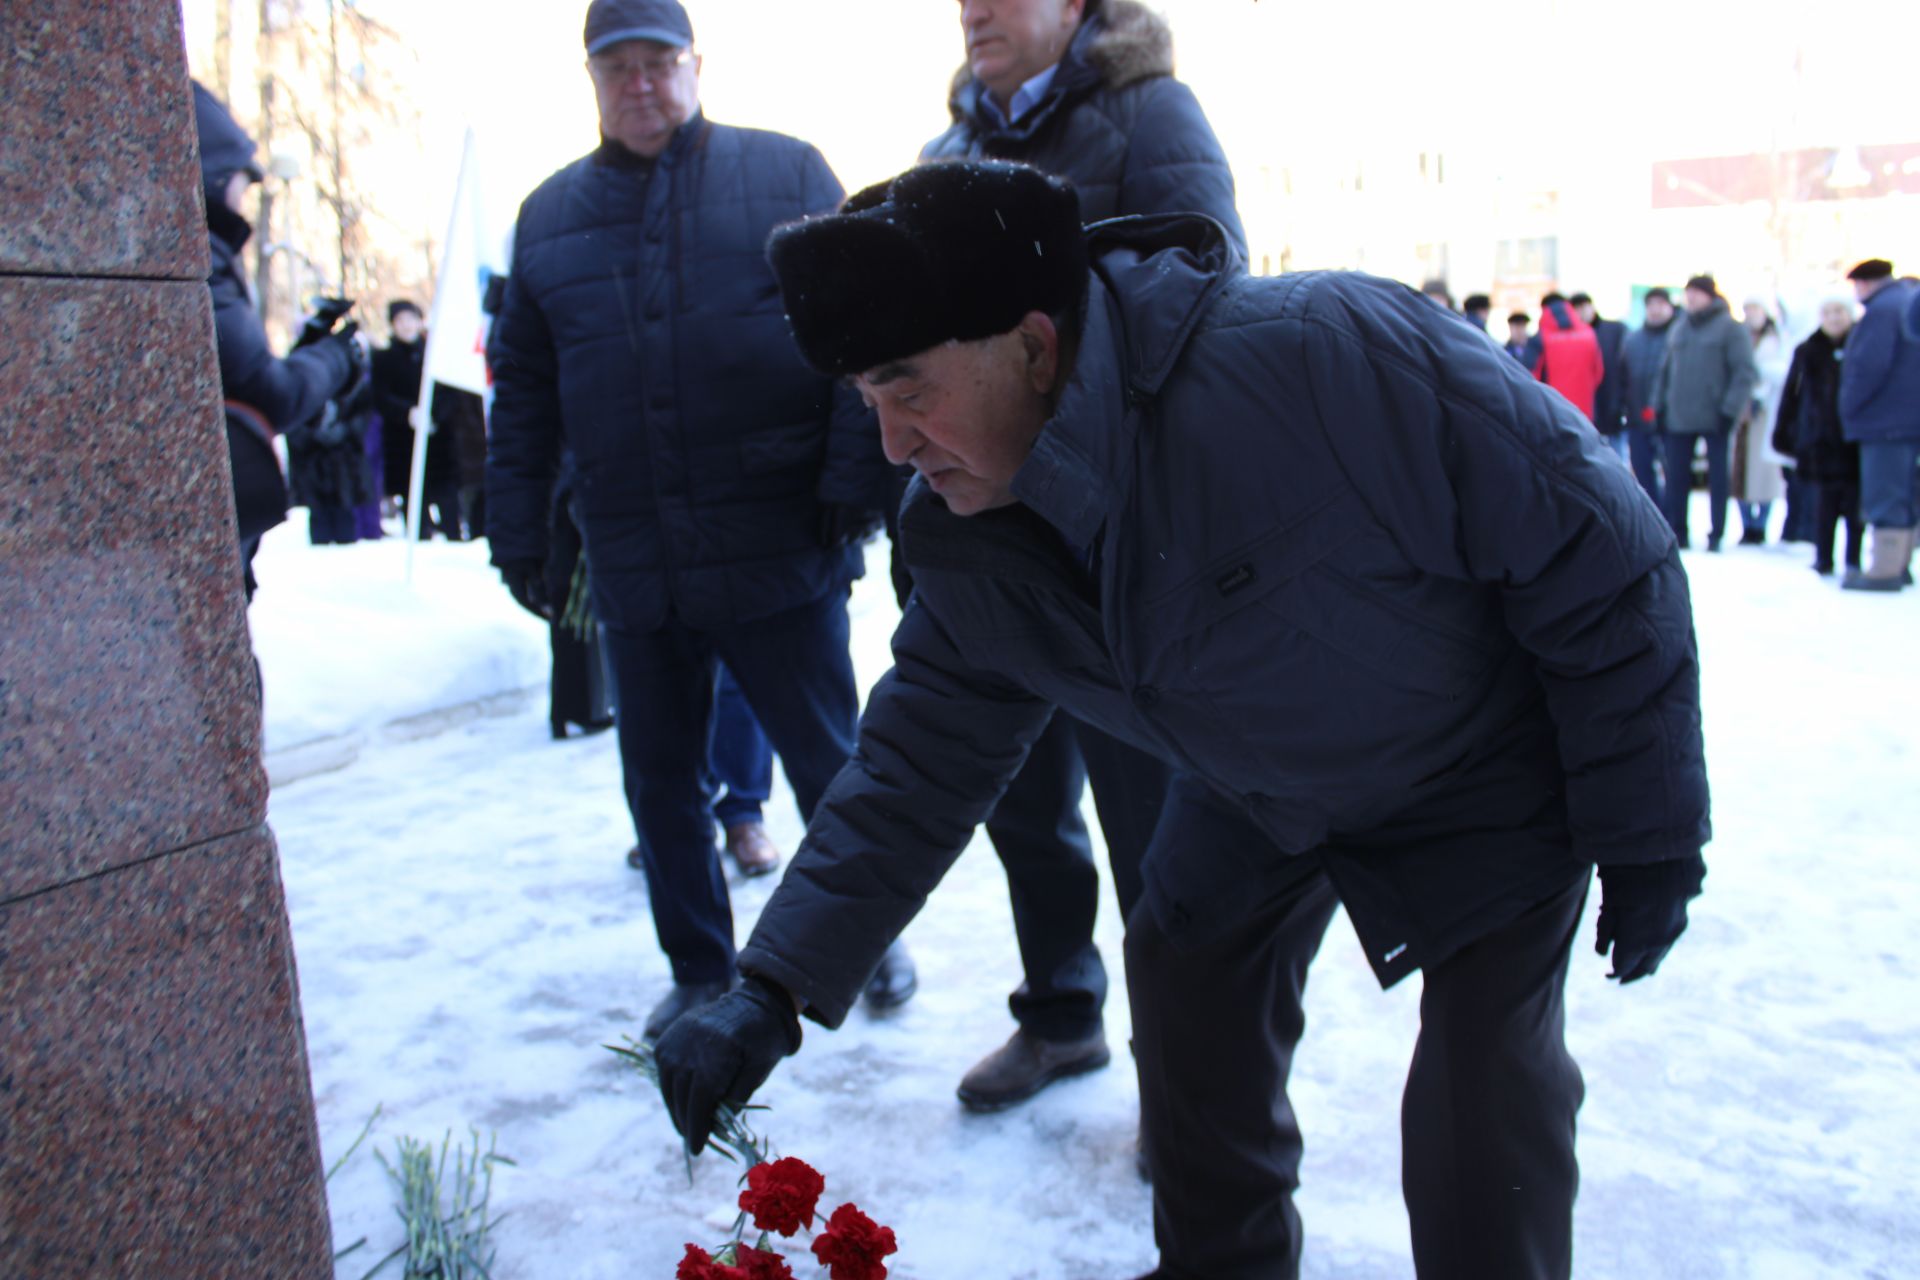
[738,946,859,1031]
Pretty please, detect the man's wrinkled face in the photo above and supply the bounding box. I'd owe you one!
[959,0,1085,100]
[1644,295,1674,326]
[588,39,700,158]
[853,314,1062,517]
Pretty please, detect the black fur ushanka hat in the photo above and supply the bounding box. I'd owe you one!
[765,161,1088,378]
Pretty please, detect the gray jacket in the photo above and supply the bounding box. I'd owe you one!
[1655,298,1757,435]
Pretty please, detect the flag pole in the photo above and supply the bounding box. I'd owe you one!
[405,127,479,585]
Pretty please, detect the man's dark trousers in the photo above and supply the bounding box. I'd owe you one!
[1627,426,1662,510]
[1125,765,1589,1279]
[1661,427,1731,544]
[308,505,357,545]
[603,590,858,985]
[993,715,1170,1040]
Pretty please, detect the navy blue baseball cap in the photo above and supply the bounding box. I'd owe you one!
[584,0,694,55]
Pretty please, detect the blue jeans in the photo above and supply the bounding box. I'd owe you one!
[604,590,859,983]
[709,664,773,829]
[1661,429,1730,544]
[1858,440,1920,527]
[1627,428,1663,511]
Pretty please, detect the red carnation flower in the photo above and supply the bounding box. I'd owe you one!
[810,1203,898,1280]
[676,1243,720,1280]
[676,1242,794,1280]
[732,1245,796,1279]
[738,1158,826,1237]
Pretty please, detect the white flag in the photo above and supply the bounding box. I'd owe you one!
[405,128,505,568]
[421,128,502,398]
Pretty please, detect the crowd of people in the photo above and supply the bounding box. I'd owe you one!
[190,0,1919,1276]
[1433,264,1920,587]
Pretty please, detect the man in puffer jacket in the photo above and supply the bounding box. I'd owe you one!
[1652,274,1758,550]
[913,0,1246,1116]
[192,82,358,595]
[484,0,895,1043]
[655,162,1711,1280]
[1618,287,1679,508]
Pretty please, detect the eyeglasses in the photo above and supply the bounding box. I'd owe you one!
[589,47,694,85]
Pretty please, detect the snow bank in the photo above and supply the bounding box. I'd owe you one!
[246,526,550,777]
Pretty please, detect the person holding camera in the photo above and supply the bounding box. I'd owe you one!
[192,82,361,594]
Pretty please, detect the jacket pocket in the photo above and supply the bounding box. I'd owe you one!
[1137,484,1371,640]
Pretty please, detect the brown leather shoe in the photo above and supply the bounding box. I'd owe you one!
[724,821,781,878]
[956,1027,1110,1113]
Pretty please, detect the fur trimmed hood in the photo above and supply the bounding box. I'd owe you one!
[946,0,1174,111]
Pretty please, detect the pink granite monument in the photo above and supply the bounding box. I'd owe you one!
[0,2,333,1274]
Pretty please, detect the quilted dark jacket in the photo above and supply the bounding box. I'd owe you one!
[741,215,1710,1026]
[486,117,889,630]
[920,0,1245,255]
[1839,279,1920,445]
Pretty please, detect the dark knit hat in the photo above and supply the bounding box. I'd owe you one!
[1685,274,1719,297]
[388,300,423,323]
[1846,258,1894,282]
[766,161,1089,378]
[1645,287,1672,305]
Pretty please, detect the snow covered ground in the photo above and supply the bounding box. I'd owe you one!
[258,504,1920,1280]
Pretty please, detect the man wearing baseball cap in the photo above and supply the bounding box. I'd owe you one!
[485,0,898,1045]
[654,162,1712,1278]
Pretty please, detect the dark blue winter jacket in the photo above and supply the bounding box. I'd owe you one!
[920,0,1245,256]
[486,117,890,631]
[741,215,1710,1025]
[1619,317,1676,431]
[1839,280,1920,444]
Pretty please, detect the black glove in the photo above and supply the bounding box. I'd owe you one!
[498,561,552,620]
[655,975,802,1156]
[1595,855,1706,983]
[817,503,880,549]
[293,297,355,349]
